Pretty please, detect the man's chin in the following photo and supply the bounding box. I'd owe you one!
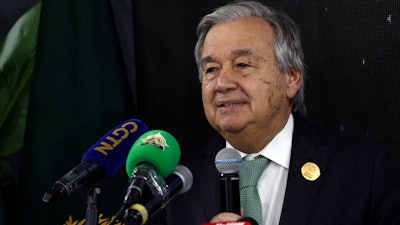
[218,123,245,134]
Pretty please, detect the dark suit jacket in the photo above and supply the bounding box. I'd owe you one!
[145,114,400,225]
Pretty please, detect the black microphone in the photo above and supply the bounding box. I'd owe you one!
[123,164,193,225]
[240,217,259,225]
[214,148,243,214]
[42,119,149,204]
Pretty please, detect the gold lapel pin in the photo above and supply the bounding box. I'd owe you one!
[301,162,320,181]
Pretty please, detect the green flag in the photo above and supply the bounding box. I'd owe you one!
[16,0,135,224]
[0,2,41,225]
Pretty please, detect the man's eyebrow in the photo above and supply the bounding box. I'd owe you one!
[201,55,214,65]
[201,48,254,65]
[231,48,254,57]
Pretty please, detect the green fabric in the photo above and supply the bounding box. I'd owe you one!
[16,0,135,224]
[239,156,269,225]
[0,1,41,157]
[0,2,41,225]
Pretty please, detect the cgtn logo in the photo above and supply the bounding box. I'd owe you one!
[94,121,139,155]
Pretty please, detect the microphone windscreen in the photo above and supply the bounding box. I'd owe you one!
[215,148,243,174]
[82,119,149,177]
[126,130,181,178]
[172,164,193,194]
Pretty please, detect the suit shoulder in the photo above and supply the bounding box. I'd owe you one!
[294,114,383,155]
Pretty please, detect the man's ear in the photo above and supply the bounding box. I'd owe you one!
[286,69,302,98]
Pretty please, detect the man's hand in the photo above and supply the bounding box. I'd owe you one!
[210,212,242,223]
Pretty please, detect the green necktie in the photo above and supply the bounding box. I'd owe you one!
[239,155,269,225]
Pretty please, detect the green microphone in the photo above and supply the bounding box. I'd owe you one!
[124,130,181,206]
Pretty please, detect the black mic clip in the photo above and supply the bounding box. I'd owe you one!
[122,165,193,225]
[108,163,168,225]
[124,163,167,206]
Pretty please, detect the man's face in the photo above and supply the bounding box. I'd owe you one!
[200,17,300,148]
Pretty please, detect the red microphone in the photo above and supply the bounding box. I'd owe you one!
[201,222,250,225]
[201,217,258,225]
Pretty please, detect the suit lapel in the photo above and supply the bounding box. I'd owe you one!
[279,115,333,225]
[193,117,334,225]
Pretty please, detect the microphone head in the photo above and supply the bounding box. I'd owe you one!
[126,130,181,178]
[173,165,193,194]
[215,148,243,174]
[82,119,149,178]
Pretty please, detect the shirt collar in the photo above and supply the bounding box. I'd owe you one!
[226,114,293,168]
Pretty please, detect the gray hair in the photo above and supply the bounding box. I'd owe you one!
[194,0,306,116]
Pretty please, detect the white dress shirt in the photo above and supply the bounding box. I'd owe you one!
[227,114,293,225]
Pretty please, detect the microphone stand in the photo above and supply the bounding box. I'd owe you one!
[85,183,101,225]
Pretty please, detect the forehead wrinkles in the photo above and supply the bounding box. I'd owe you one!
[201,48,255,65]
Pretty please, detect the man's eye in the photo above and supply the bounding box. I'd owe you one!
[206,67,217,73]
[237,63,249,68]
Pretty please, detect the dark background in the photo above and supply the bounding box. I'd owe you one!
[1,0,399,224]
[129,0,400,175]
